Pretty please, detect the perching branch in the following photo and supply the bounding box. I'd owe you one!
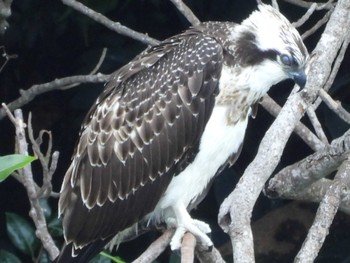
[181,232,197,263]
[218,1,350,262]
[132,230,173,263]
[2,104,59,260]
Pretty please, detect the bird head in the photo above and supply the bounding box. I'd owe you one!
[232,4,308,91]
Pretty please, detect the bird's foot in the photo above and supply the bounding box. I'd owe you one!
[166,217,213,250]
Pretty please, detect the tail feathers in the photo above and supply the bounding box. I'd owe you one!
[54,239,111,263]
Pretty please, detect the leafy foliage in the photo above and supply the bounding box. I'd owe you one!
[0,249,22,263]
[6,212,39,258]
[0,154,36,182]
[3,204,63,262]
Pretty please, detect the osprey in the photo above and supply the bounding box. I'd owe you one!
[56,4,308,262]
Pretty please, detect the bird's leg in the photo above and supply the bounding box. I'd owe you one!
[166,202,213,250]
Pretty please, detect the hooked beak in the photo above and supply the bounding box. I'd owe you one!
[289,69,307,89]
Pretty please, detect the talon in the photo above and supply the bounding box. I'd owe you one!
[170,226,186,250]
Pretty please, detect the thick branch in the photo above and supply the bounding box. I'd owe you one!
[218,0,350,262]
[195,244,226,263]
[265,128,350,198]
[62,0,159,46]
[294,156,350,262]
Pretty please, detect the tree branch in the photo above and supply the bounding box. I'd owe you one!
[301,8,333,39]
[2,105,59,260]
[132,230,173,263]
[62,0,159,46]
[282,0,334,10]
[261,95,325,151]
[319,89,350,124]
[0,73,110,120]
[294,156,350,262]
[169,0,200,26]
[265,128,350,198]
[195,243,226,263]
[27,113,60,198]
[181,232,196,263]
[306,107,329,144]
[218,0,350,262]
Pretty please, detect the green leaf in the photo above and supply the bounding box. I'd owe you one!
[98,251,126,263]
[0,250,21,263]
[47,216,63,237]
[6,212,39,257]
[0,154,36,182]
[90,252,111,263]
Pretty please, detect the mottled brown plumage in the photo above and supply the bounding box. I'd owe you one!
[59,25,227,248]
[56,5,308,262]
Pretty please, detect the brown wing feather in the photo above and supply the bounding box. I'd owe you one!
[59,31,224,248]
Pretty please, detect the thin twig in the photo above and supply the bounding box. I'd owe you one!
[62,0,159,46]
[61,47,108,91]
[312,28,350,110]
[282,0,334,9]
[3,107,59,260]
[169,0,200,26]
[306,107,329,144]
[0,73,110,120]
[261,95,325,151]
[91,48,108,75]
[27,113,60,198]
[322,31,350,93]
[302,8,333,39]
[293,3,317,28]
[319,89,350,124]
[0,46,18,72]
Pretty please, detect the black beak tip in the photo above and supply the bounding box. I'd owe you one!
[291,70,307,89]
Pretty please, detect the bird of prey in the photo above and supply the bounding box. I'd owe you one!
[56,4,308,262]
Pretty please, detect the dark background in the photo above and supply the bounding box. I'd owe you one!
[0,0,350,262]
